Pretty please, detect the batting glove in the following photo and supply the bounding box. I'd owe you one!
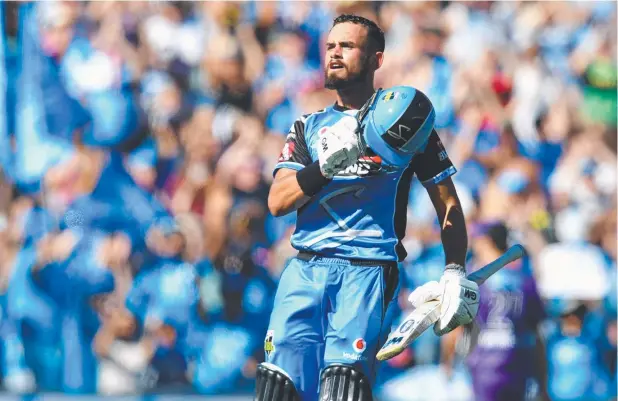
[317,116,360,179]
[407,264,480,336]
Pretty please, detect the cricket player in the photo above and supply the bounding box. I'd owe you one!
[256,14,479,401]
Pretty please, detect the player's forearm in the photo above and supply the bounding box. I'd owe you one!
[269,163,334,217]
[440,200,468,268]
[268,169,312,217]
[427,178,468,268]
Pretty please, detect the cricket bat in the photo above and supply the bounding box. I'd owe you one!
[376,244,526,361]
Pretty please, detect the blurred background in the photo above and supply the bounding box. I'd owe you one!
[0,1,615,400]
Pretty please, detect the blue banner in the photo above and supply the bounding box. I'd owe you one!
[12,3,73,194]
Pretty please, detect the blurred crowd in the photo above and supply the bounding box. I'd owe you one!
[0,1,615,400]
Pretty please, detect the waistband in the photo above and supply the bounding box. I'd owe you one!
[296,251,398,268]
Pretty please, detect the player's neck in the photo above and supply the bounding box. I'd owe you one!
[335,84,375,110]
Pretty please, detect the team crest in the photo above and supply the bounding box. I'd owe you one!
[264,330,275,357]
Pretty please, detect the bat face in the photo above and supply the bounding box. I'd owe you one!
[376,300,441,361]
[376,244,526,361]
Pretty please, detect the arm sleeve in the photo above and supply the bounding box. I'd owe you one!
[409,129,457,186]
[273,116,313,175]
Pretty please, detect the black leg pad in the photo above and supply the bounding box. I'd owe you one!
[254,363,300,401]
[318,364,373,401]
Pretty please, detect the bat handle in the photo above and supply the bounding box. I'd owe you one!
[467,244,526,285]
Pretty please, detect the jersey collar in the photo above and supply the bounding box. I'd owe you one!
[332,102,349,112]
[332,102,359,115]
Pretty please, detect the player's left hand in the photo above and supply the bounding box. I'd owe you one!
[408,266,480,336]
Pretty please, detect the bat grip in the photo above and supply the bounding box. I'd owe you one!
[466,244,526,285]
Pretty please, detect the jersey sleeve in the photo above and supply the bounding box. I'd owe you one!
[273,117,313,176]
[410,129,457,186]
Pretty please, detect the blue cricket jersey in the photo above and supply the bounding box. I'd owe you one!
[274,103,456,262]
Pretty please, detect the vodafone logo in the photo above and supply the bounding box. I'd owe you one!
[353,338,366,353]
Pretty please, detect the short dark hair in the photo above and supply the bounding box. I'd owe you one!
[332,14,385,53]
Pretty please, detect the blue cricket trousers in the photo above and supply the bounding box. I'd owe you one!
[264,252,400,401]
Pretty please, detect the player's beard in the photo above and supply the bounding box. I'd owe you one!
[324,57,370,90]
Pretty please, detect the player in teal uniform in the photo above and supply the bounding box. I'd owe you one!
[255,14,480,401]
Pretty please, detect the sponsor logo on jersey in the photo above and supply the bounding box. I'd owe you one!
[341,338,368,361]
[339,160,379,176]
[343,352,367,361]
[438,150,448,161]
[337,156,397,177]
[264,330,275,357]
[353,338,366,353]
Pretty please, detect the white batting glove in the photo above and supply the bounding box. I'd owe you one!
[408,265,480,336]
[317,116,360,179]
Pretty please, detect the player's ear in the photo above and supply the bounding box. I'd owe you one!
[374,51,384,70]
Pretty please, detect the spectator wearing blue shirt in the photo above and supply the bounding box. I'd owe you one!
[35,2,148,151]
[2,200,61,392]
[31,230,118,393]
[43,148,181,261]
[185,261,267,396]
[6,243,60,392]
[545,301,614,401]
[124,258,197,387]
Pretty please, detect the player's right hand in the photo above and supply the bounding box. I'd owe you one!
[407,268,480,336]
[317,116,360,179]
